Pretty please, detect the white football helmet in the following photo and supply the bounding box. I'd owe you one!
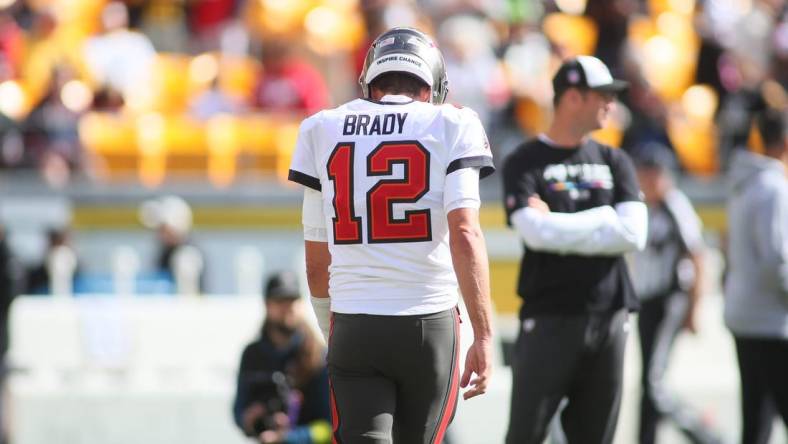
[359,27,449,104]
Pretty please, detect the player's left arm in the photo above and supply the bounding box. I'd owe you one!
[442,109,495,399]
[448,205,493,401]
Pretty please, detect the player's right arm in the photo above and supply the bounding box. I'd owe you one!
[305,238,330,341]
[289,115,332,341]
[303,185,330,343]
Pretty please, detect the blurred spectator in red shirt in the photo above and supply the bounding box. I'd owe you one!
[186,0,241,49]
[0,14,23,81]
[251,39,329,116]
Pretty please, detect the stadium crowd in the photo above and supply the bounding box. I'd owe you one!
[0,0,785,187]
[0,1,787,443]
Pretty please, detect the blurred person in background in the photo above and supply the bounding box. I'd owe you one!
[23,66,84,184]
[83,1,156,101]
[694,3,730,108]
[135,0,189,53]
[0,12,23,81]
[233,271,331,444]
[584,0,639,77]
[437,15,509,128]
[0,226,22,444]
[25,227,80,295]
[250,38,329,116]
[494,24,555,159]
[630,146,721,444]
[502,56,646,444]
[620,78,675,164]
[714,56,768,171]
[139,195,205,293]
[724,110,788,444]
[712,0,785,170]
[771,12,788,91]
[185,0,242,51]
[189,77,245,121]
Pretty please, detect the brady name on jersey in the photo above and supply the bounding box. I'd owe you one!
[342,112,408,136]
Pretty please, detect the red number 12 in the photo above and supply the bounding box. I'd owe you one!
[327,141,431,244]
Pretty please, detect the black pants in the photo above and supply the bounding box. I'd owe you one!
[328,308,460,444]
[505,309,628,444]
[734,336,788,444]
[638,292,720,444]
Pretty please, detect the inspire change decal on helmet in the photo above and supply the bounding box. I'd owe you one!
[359,27,449,104]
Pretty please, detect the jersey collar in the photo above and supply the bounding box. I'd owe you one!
[364,94,415,105]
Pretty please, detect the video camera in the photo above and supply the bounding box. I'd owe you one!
[246,371,292,436]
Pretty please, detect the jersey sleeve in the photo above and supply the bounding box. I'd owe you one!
[502,150,540,226]
[446,108,495,179]
[288,115,322,191]
[609,148,642,203]
[444,167,481,212]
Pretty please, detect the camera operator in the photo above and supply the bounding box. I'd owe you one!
[233,271,331,444]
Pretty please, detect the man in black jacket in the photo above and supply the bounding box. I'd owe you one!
[502,56,647,444]
[233,271,330,444]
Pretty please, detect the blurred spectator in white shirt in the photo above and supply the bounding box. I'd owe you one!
[83,1,156,101]
[438,15,509,127]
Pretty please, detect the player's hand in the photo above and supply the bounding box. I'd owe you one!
[528,195,550,214]
[460,339,493,400]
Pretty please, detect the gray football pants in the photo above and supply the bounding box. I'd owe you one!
[328,308,460,444]
[506,309,629,444]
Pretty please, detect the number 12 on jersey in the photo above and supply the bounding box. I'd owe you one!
[327,141,432,244]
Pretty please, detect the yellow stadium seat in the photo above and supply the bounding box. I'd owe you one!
[668,117,718,176]
[79,112,137,155]
[147,54,192,114]
[233,114,299,176]
[218,56,261,101]
[748,120,765,155]
[515,97,550,136]
[591,123,623,149]
[274,121,301,181]
[78,112,138,178]
[668,85,719,175]
[542,13,598,57]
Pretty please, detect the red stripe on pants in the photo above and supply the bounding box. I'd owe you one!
[328,313,340,444]
[433,309,461,444]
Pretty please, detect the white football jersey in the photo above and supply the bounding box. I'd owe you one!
[289,94,494,315]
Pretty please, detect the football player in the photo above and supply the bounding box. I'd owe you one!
[288,27,495,444]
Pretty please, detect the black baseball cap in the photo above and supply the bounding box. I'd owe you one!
[264,271,301,300]
[553,56,628,98]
